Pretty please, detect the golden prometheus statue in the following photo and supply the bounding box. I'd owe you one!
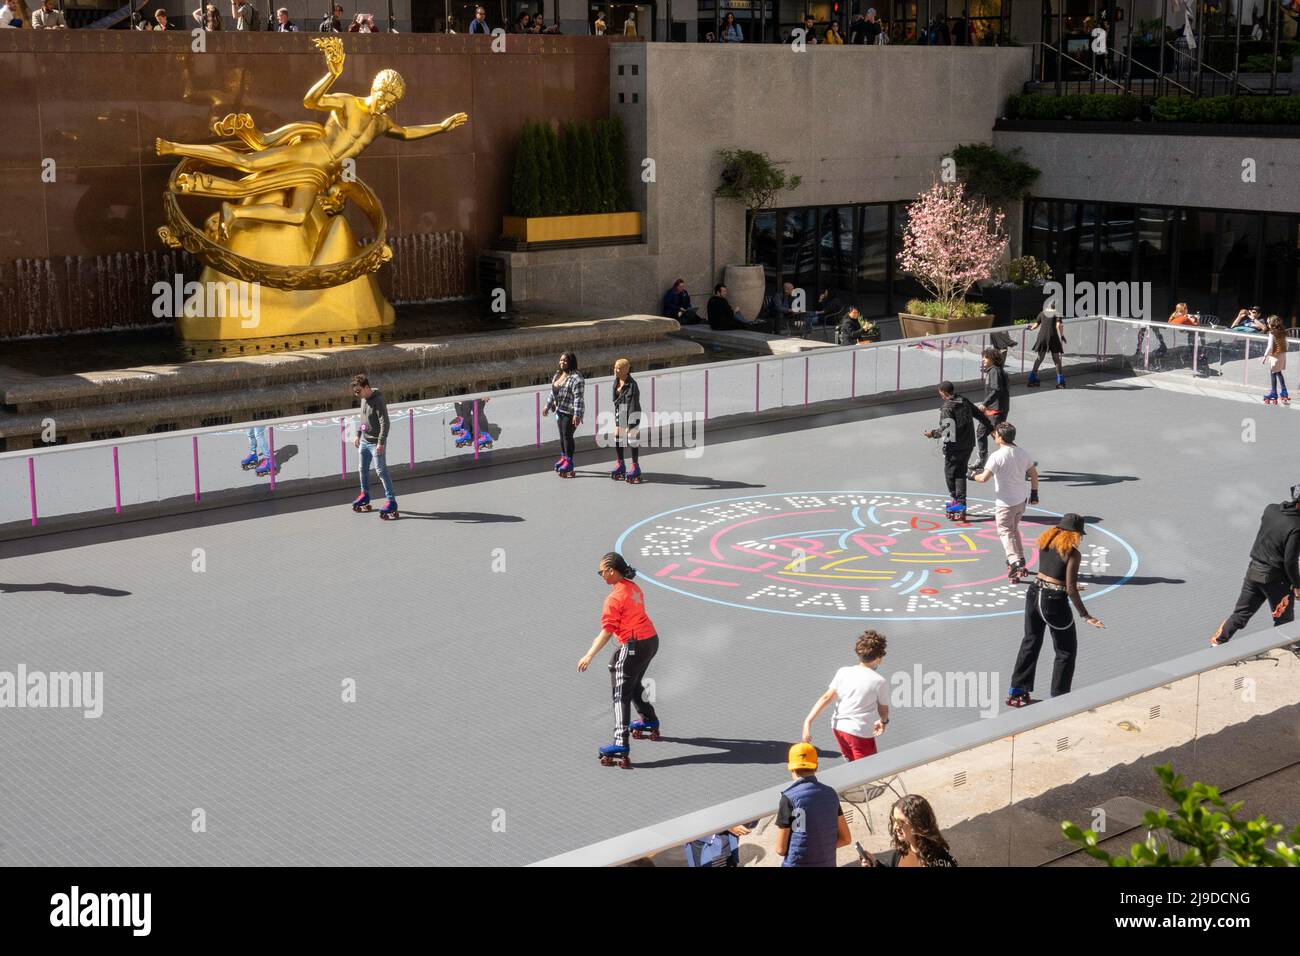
[156,36,468,341]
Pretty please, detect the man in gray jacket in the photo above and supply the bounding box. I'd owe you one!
[351,373,399,517]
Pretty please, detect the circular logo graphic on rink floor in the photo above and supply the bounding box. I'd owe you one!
[616,492,1139,621]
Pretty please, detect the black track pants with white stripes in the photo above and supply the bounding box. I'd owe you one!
[610,636,659,748]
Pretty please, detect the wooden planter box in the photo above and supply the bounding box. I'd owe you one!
[501,212,642,247]
[898,311,996,339]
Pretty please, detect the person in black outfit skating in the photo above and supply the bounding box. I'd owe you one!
[1027,307,1067,388]
[972,347,1009,473]
[610,358,643,483]
[922,380,985,522]
[1210,484,1300,646]
[1007,513,1105,706]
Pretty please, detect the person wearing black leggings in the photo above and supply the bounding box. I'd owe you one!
[610,358,643,483]
[1006,514,1105,706]
[973,347,1009,473]
[542,351,584,478]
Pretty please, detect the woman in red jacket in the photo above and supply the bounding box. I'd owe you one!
[577,552,661,768]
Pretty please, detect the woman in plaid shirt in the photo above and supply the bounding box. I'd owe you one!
[542,351,585,477]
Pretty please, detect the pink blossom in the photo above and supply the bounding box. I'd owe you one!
[897,181,1008,315]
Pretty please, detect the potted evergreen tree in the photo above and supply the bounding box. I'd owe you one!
[715,148,801,324]
[896,182,1008,338]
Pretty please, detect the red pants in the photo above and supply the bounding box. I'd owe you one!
[833,729,878,761]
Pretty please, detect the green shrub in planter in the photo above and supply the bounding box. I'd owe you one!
[906,298,989,319]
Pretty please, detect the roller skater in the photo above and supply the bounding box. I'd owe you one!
[1210,483,1300,646]
[241,426,269,470]
[1026,306,1066,389]
[922,381,982,524]
[578,552,661,768]
[350,373,398,516]
[800,629,890,761]
[972,348,1009,472]
[611,358,643,485]
[971,422,1040,582]
[542,351,585,477]
[1263,316,1289,407]
[1007,514,1104,707]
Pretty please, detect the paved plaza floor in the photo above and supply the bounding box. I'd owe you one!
[0,369,1294,866]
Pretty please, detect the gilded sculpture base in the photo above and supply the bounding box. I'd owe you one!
[178,205,394,342]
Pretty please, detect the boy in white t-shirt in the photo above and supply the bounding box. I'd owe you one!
[972,421,1040,581]
[801,630,890,761]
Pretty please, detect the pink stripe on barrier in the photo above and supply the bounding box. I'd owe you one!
[268,428,276,491]
[409,408,414,469]
[754,364,760,412]
[895,346,901,391]
[192,436,200,501]
[939,339,945,382]
[339,419,347,479]
[704,369,709,422]
[851,350,857,399]
[803,356,809,406]
[1244,339,1251,385]
[112,446,122,514]
[1020,327,1027,372]
[27,457,36,526]
[473,401,481,462]
[593,384,599,437]
[535,393,541,448]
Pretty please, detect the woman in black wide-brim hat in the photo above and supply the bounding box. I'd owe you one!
[1006,513,1105,707]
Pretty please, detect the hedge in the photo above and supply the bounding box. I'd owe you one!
[510,116,633,218]
[1006,92,1300,126]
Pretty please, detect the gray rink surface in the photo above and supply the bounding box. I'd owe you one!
[0,372,1293,866]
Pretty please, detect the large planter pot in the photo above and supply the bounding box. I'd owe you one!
[724,264,766,324]
[501,211,642,246]
[898,312,996,339]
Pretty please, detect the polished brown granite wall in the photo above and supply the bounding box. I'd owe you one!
[0,31,615,337]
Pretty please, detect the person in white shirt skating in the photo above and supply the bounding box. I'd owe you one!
[971,422,1040,582]
[801,630,891,761]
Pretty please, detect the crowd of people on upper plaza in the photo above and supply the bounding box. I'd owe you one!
[0,3,991,41]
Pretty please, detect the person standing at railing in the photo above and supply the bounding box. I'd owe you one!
[1210,483,1300,646]
[775,743,852,867]
[1006,514,1104,707]
[719,11,742,42]
[542,351,584,478]
[609,358,643,484]
[972,347,1009,472]
[800,629,890,761]
[1263,316,1290,406]
[577,552,662,768]
[1026,305,1067,389]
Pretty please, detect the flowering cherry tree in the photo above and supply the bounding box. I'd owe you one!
[897,181,1008,316]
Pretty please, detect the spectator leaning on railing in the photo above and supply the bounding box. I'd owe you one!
[720,11,742,42]
[1,0,30,28]
[775,743,852,867]
[30,0,66,28]
[860,795,958,867]
[319,4,345,32]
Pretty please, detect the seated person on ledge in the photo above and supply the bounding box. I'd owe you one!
[662,278,700,324]
[771,281,810,335]
[707,284,767,332]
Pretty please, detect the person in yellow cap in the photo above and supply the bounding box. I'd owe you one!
[774,743,851,867]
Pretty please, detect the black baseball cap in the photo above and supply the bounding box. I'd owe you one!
[1056,513,1087,535]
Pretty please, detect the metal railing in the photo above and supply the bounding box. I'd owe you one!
[532,622,1300,866]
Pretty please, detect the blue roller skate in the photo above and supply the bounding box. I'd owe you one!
[1026,371,1040,388]
[598,744,632,769]
[611,461,626,481]
[624,464,642,484]
[630,719,660,741]
[945,500,968,523]
[240,452,260,470]
[379,497,399,520]
[449,416,465,429]
[557,457,575,478]
[254,457,278,477]
[1281,388,1291,406]
[1055,374,1066,390]
[553,456,567,472]
[351,492,371,513]
[473,433,492,449]
[455,430,476,447]
[1264,390,1278,406]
